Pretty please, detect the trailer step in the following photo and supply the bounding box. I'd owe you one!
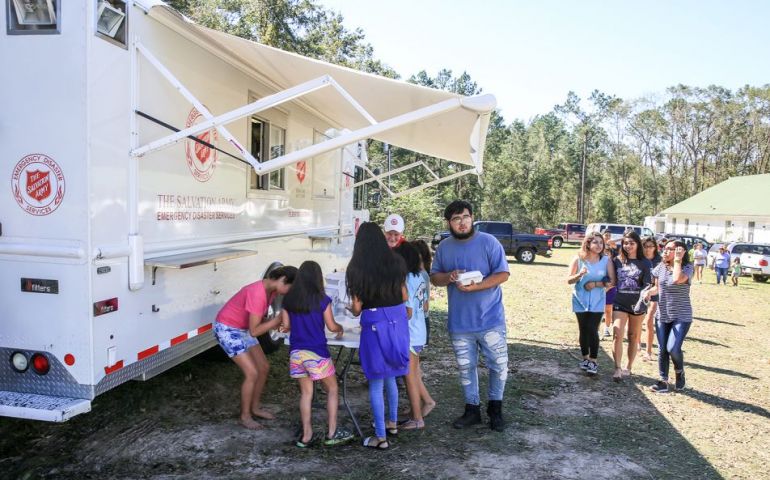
[0,391,91,422]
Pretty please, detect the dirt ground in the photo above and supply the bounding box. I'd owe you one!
[2,246,768,479]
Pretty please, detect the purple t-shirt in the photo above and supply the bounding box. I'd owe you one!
[288,295,332,358]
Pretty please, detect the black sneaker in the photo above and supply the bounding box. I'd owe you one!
[675,371,686,391]
[452,404,482,429]
[487,400,505,432]
[585,361,598,376]
[579,359,590,370]
[650,380,669,393]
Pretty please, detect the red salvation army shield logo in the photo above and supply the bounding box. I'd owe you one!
[296,161,307,183]
[185,107,218,182]
[12,154,66,216]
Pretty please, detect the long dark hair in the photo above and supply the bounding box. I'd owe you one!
[411,239,432,272]
[394,241,421,275]
[346,222,405,304]
[281,261,324,314]
[618,230,643,263]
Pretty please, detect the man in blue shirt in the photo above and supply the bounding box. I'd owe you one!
[430,200,510,431]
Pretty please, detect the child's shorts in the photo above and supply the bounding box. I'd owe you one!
[290,349,336,380]
[214,322,258,358]
[409,345,424,355]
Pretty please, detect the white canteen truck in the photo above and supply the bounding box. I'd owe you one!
[0,1,494,421]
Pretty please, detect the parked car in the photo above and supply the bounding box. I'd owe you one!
[586,223,654,241]
[654,234,712,253]
[739,245,770,282]
[432,221,552,263]
[534,223,586,248]
[707,242,768,270]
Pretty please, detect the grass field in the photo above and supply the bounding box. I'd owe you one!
[1,246,768,479]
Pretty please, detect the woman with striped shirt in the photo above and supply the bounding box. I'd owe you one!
[645,239,695,393]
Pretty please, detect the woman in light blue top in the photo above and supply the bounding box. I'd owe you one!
[567,232,616,376]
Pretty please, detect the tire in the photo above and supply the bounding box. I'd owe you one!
[516,247,536,264]
[752,274,769,283]
[551,236,563,248]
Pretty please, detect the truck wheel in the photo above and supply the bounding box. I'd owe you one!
[752,274,769,283]
[516,248,536,264]
[259,262,287,354]
[552,236,563,248]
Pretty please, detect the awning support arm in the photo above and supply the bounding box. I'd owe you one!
[391,168,477,198]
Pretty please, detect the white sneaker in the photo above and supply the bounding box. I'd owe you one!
[603,327,611,337]
[579,359,590,370]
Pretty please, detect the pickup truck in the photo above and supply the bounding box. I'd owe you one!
[740,245,770,282]
[534,223,586,248]
[431,221,553,263]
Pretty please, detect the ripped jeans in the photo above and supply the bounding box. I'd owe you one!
[449,326,509,404]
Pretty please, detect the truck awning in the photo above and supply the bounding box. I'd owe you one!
[136,1,495,173]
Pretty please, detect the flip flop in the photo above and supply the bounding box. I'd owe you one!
[400,419,425,430]
[363,436,390,450]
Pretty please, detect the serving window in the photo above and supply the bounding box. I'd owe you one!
[6,0,60,34]
[249,116,286,191]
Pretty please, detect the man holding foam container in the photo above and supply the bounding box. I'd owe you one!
[430,200,510,432]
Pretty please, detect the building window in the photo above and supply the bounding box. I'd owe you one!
[249,117,285,191]
[684,218,689,233]
[95,0,127,47]
[725,220,731,230]
[672,218,677,233]
[7,0,60,34]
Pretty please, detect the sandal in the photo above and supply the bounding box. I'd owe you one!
[324,427,355,446]
[371,421,398,436]
[363,436,390,450]
[400,419,425,430]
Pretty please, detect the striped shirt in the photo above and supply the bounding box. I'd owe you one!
[652,262,694,323]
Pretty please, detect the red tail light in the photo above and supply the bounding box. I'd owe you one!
[548,238,553,247]
[31,353,50,375]
[760,259,768,267]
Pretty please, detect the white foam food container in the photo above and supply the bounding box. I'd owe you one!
[458,270,484,285]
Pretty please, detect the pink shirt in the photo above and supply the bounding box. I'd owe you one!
[216,281,274,329]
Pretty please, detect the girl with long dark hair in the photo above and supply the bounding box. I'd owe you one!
[567,232,616,376]
[646,240,695,392]
[280,261,353,447]
[346,222,410,449]
[611,231,652,381]
[641,236,662,361]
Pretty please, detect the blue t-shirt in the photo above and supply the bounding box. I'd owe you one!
[572,255,610,313]
[431,231,509,333]
[288,295,332,358]
[405,272,427,346]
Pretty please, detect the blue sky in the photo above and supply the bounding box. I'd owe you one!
[320,0,770,122]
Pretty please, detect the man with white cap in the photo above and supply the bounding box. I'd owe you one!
[383,213,406,249]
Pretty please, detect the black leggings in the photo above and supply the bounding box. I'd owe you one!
[575,311,603,359]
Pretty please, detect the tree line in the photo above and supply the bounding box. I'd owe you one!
[168,1,770,239]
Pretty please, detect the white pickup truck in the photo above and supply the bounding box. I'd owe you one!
[740,245,770,282]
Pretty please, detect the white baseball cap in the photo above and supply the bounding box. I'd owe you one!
[383,214,405,233]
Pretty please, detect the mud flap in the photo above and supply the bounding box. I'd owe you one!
[0,391,91,422]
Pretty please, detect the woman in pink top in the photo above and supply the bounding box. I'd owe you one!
[214,266,297,429]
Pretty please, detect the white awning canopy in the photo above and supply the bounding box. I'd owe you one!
[136,1,495,173]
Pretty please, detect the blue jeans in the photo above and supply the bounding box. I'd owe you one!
[449,327,509,404]
[368,377,398,438]
[656,320,691,381]
[715,267,728,284]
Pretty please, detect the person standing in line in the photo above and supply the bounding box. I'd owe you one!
[601,230,618,338]
[692,243,707,284]
[611,231,653,381]
[566,232,616,376]
[714,246,731,285]
[214,266,297,429]
[383,213,406,249]
[394,242,435,429]
[646,240,695,393]
[641,236,662,361]
[431,200,510,432]
[280,261,354,447]
[731,257,741,286]
[411,239,433,346]
[346,222,410,449]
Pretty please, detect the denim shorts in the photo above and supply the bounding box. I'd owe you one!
[214,322,258,358]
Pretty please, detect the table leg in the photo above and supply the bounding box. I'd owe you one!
[339,347,362,438]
